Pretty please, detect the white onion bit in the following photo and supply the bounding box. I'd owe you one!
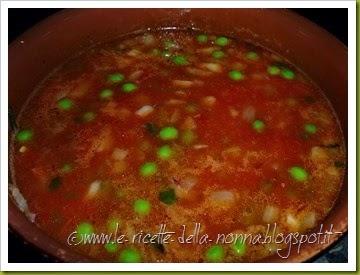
[193,144,208,150]
[242,106,256,122]
[229,107,239,118]
[173,80,193,88]
[210,190,235,203]
[182,116,197,130]
[201,63,222,73]
[87,180,102,198]
[302,211,316,229]
[202,96,217,107]
[142,34,155,46]
[112,148,128,161]
[128,70,143,81]
[286,213,300,230]
[166,99,186,105]
[135,105,154,118]
[262,205,279,223]
[127,49,142,57]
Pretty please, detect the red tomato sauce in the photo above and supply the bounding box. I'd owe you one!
[10,30,346,262]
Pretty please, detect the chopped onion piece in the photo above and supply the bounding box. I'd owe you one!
[135,105,154,118]
[166,99,186,105]
[128,70,143,81]
[112,148,128,161]
[229,107,239,118]
[173,176,198,198]
[101,102,131,120]
[169,109,180,124]
[302,211,316,229]
[310,146,328,161]
[210,190,235,203]
[19,146,27,153]
[127,49,142,57]
[174,90,187,97]
[326,166,340,177]
[181,176,198,190]
[201,96,217,107]
[193,144,208,150]
[262,205,279,223]
[10,185,28,213]
[201,63,222,73]
[173,80,193,88]
[94,127,113,152]
[221,146,242,160]
[87,180,102,198]
[242,106,256,122]
[10,184,36,222]
[286,213,300,230]
[142,34,155,45]
[182,116,197,130]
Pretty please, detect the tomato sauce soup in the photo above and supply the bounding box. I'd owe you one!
[10,30,346,262]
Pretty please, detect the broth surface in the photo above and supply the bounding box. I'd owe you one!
[11,30,346,262]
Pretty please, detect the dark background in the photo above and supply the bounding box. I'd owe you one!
[8,8,348,45]
[8,8,348,263]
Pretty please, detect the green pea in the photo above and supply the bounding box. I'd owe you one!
[228,70,244,81]
[139,162,157,177]
[122,82,138,93]
[16,129,33,143]
[215,36,229,47]
[159,188,176,205]
[196,34,208,43]
[172,55,188,66]
[82,111,96,122]
[252,119,265,133]
[304,123,317,134]
[134,199,151,215]
[119,248,141,263]
[99,89,113,100]
[157,145,173,160]
[246,51,259,61]
[181,130,197,145]
[232,239,246,256]
[76,222,94,237]
[267,65,281,75]
[105,242,118,253]
[281,68,295,80]
[212,50,225,59]
[289,166,309,182]
[60,163,72,173]
[57,97,73,110]
[206,245,224,262]
[159,126,178,140]
[107,73,124,84]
